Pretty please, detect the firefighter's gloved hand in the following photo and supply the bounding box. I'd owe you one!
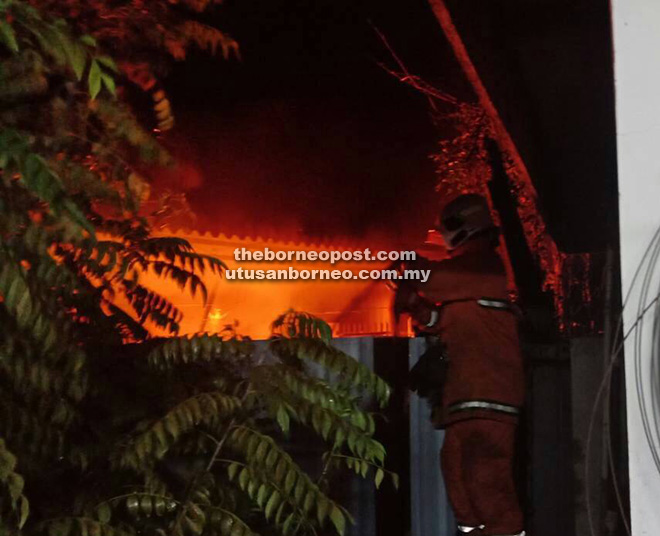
[409,301,436,331]
[409,340,449,398]
[393,283,416,316]
[393,284,434,327]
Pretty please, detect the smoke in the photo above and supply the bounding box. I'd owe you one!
[159,96,437,248]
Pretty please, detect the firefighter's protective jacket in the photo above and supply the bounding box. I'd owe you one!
[416,241,525,426]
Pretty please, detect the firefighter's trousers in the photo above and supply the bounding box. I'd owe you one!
[441,419,524,536]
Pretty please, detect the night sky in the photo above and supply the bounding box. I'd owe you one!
[164,0,618,253]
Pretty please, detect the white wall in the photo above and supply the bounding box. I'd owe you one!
[612,2,660,534]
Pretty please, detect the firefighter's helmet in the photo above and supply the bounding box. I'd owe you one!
[436,194,495,250]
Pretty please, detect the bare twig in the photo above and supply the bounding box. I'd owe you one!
[371,23,458,111]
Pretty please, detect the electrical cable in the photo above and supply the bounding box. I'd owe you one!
[632,223,660,473]
[586,224,660,536]
[585,294,660,536]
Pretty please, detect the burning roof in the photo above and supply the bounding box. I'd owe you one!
[140,228,406,340]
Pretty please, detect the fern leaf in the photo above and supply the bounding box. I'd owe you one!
[140,237,226,275]
[99,492,177,519]
[0,247,71,355]
[0,401,87,469]
[179,21,240,60]
[149,260,208,301]
[124,283,183,333]
[145,335,253,369]
[38,518,133,536]
[227,427,347,535]
[271,310,332,343]
[0,438,29,530]
[140,236,194,255]
[207,506,258,536]
[255,385,385,464]
[269,337,391,408]
[91,99,172,167]
[118,392,240,469]
[0,21,19,53]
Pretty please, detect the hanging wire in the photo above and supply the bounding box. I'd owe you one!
[586,224,660,536]
[632,225,660,473]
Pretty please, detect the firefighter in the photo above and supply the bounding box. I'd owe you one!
[395,194,526,536]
